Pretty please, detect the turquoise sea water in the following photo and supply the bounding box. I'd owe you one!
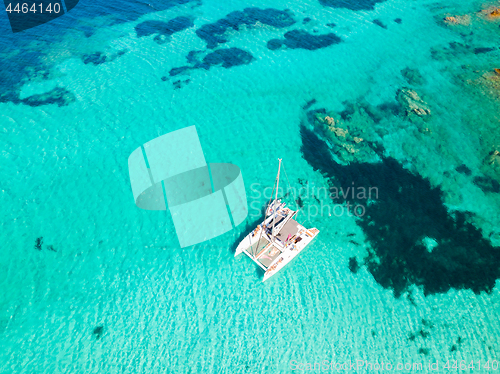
[1,0,500,372]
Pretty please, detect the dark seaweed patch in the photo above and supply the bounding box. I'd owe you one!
[172,79,190,89]
[300,124,500,297]
[303,98,317,110]
[269,30,341,51]
[394,18,402,24]
[93,325,104,339]
[21,87,76,107]
[169,48,253,76]
[401,67,425,86]
[455,164,472,176]
[319,0,386,11]
[267,39,283,50]
[418,348,430,355]
[473,176,500,193]
[473,47,495,54]
[169,66,192,77]
[421,318,433,328]
[196,8,295,49]
[419,329,430,338]
[326,23,337,28]
[372,19,387,29]
[82,50,127,66]
[34,237,43,251]
[348,257,360,273]
[186,50,203,64]
[83,52,107,65]
[303,17,312,24]
[203,48,253,68]
[135,17,194,40]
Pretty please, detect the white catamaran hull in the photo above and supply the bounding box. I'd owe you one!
[263,228,319,281]
[234,159,321,282]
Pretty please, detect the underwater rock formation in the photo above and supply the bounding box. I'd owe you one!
[267,39,283,50]
[485,149,500,177]
[93,325,104,339]
[267,30,341,51]
[202,48,253,68]
[83,52,107,65]
[306,105,379,164]
[300,125,500,297]
[82,50,127,66]
[401,67,425,85]
[319,0,386,11]
[429,41,486,61]
[348,257,360,273]
[473,175,500,193]
[485,7,500,19]
[34,237,43,251]
[169,48,254,76]
[196,8,295,49]
[443,15,471,26]
[372,19,387,29]
[490,9,500,17]
[396,88,431,117]
[135,17,194,44]
[22,87,76,107]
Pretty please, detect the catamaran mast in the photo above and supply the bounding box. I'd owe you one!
[272,159,282,240]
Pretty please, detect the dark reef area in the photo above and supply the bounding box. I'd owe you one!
[267,30,342,51]
[169,47,253,76]
[319,0,387,11]
[196,7,296,48]
[135,17,194,44]
[300,123,500,297]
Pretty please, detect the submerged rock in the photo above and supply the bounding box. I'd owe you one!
[34,237,43,251]
[307,104,378,164]
[169,48,254,76]
[372,19,387,29]
[443,15,471,26]
[93,325,104,339]
[401,67,425,85]
[267,39,283,50]
[488,8,500,18]
[196,8,295,48]
[319,0,386,11]
[396,88,431,117]
[135,17,194,39]
[348,257,360,273]
[82,52,107,65]
[280,29,341,50]
[22,87,76,107]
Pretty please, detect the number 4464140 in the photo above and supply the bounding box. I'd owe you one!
[444,360,499,371]
[5,3,62,13]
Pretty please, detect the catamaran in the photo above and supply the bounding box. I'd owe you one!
[234,159,320,281]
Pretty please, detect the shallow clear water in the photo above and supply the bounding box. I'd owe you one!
[1,0,500,372]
